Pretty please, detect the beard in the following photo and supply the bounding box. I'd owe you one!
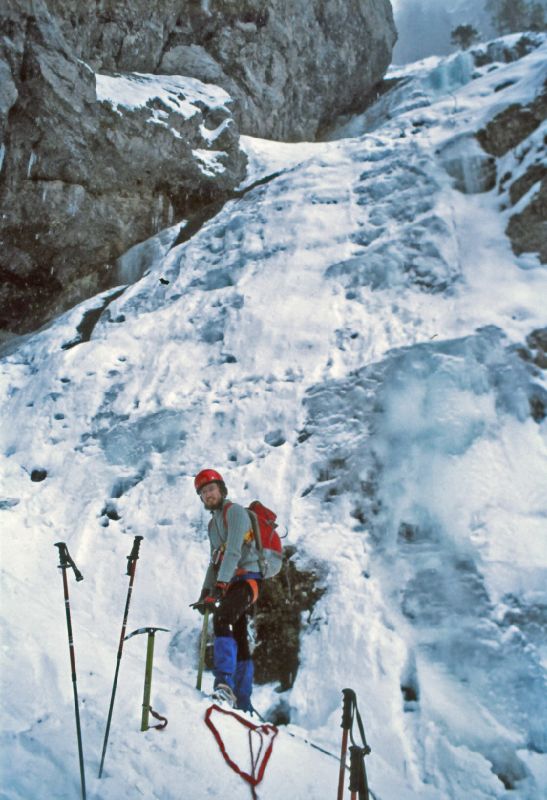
[204,495,223,511]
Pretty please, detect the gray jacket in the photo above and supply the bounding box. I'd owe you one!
[202,499,261,591]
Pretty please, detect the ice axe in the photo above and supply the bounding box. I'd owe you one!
[125,627,169,731]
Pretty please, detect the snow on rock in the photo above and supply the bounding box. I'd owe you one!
[95,72,233,119]
[1,34,546,800]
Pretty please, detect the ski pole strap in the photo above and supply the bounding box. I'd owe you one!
[126,535,143,575]
[350,701,370,754]
[341,688,371,753]
[148,707,168,730]
[54,542,84,581]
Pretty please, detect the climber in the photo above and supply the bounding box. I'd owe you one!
[191,468,261,710]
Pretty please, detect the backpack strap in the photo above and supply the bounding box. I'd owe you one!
[223,501,267,578]
[222,501,233,530]
[248,509,267,578]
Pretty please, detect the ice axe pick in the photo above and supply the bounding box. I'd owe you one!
[124,626,169,731]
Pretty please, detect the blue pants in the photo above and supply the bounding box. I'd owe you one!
[212,581,258,711]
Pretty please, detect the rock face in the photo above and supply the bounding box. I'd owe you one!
[0,0,247,334]
[46,0,397,141]
[0,0,396,336]
[477,82,547,265]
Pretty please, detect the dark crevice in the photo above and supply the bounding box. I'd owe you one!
[170,169,285,250]
[252,548,327,691]
[61,286,126,350]
[202,547,326,693]
[316,76,408,141]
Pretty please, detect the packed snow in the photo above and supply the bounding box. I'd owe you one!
[1,35,546,800]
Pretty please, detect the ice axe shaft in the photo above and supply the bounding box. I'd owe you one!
[125,627,169,731]
[196,608,210,691]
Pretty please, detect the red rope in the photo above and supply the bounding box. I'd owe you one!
[204,704,278,791]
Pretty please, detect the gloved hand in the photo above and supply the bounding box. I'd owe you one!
[190,582,229,614]
[190,588,209,615]
[202,581,229,611]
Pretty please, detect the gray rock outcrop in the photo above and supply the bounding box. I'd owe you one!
[46,0,397,141]
[0,0,247,334]
[1,0,396,336]
[477,81,547,265]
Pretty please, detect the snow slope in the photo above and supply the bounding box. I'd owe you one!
[1,35,546,800]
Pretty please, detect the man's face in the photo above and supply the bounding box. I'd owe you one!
[200,481,223,510]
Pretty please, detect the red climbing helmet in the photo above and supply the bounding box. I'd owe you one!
[194,468,225,494]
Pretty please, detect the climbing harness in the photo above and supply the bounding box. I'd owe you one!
[337,688,371,800]
[98,535,144,778]
[205,704,278,799]
[54,542,87,800]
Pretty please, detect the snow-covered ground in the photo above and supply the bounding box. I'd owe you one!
[1,36,546,800]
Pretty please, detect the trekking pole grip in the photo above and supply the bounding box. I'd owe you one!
[337,688,355,800]
[349,745,367,799]
[55,542,84,581]
[126,535,144,575]
[341,688,355,730]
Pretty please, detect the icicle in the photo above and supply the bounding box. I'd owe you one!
[27,151,36,178]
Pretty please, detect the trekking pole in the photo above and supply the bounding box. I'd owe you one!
[54,542,86,800]
[346,691,372,800]
[337,688,354,800]
[349,745,370,800]
[196,608,210,691]
[124,627,169,730]
[98,535,143,778]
